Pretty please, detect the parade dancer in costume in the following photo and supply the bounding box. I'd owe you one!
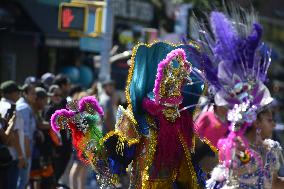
[193,66,229,176]
[194,103,229,175]
[101,42,205,189]
[50,42,205,189]
[192,6,284,189]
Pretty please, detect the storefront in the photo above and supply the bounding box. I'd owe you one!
[0,1,41,83]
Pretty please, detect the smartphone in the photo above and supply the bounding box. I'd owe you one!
[5,104,16,121]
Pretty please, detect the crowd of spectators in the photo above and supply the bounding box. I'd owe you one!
[0,73,119,189]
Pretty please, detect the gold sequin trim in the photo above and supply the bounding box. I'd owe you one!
[187,40,201,51]
[142,178,174,189]
[192,134,196,153]
[193,126,219,154]
[100,130,140,146]
[202,137,218,154]
[178,131,199,189]
[141,124,158,189]
[145,114,157,129]
[125,41,185,122]
[115,105,139,133]
[192,81,208,152]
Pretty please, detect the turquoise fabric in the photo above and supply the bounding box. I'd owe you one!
[129,42,204,118]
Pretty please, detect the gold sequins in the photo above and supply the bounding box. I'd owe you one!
[159,59,189,103]
[125,41,185,121]
[100,130,140,147]
[202,137,219,154]
[162,106,181,123]
[141,129,158,189]
[178,131,199,189]
[187,40,201,51]
[115,106,140,138]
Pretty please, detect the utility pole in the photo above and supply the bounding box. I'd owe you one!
[98,0,113,81]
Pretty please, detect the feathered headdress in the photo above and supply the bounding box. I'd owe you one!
[193,7,273,168]
[51,96,104,162]
[193,8,272,115]
[50,96,118,186]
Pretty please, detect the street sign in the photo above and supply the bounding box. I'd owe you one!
[58,3,88,32]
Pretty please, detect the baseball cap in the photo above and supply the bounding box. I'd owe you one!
[35,87,50,98]
[41,73,55,88]
[24,76,39,85]
[48,85,60,96]
[0,80,22,94]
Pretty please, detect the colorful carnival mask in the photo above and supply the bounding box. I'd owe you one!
[153,48,192,122]
[153,48,192,106]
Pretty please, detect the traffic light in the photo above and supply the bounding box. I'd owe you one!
[58,3,88,32]
[58,1,105,37]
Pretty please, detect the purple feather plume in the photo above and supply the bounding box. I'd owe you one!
[244,23,263,70]
[201,54,221,89]
[210,12,238,63]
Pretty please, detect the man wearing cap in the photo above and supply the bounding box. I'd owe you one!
[0,80,26,189]
[16,83,37,189]
[30,87,56,187]
[43,85,65,183]
[52,76,73,184]
[41,73,55,89]
[34,87,50,130]
[53,74,71,100]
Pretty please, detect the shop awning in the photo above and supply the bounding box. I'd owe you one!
[17,0,68,38]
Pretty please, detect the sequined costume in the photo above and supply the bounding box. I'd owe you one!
[50,42,205,188]
[207,139,283,189]
[102,42,205,189]
[50,96,118,187]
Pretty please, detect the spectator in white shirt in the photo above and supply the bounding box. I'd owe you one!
[0,80,26,189]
